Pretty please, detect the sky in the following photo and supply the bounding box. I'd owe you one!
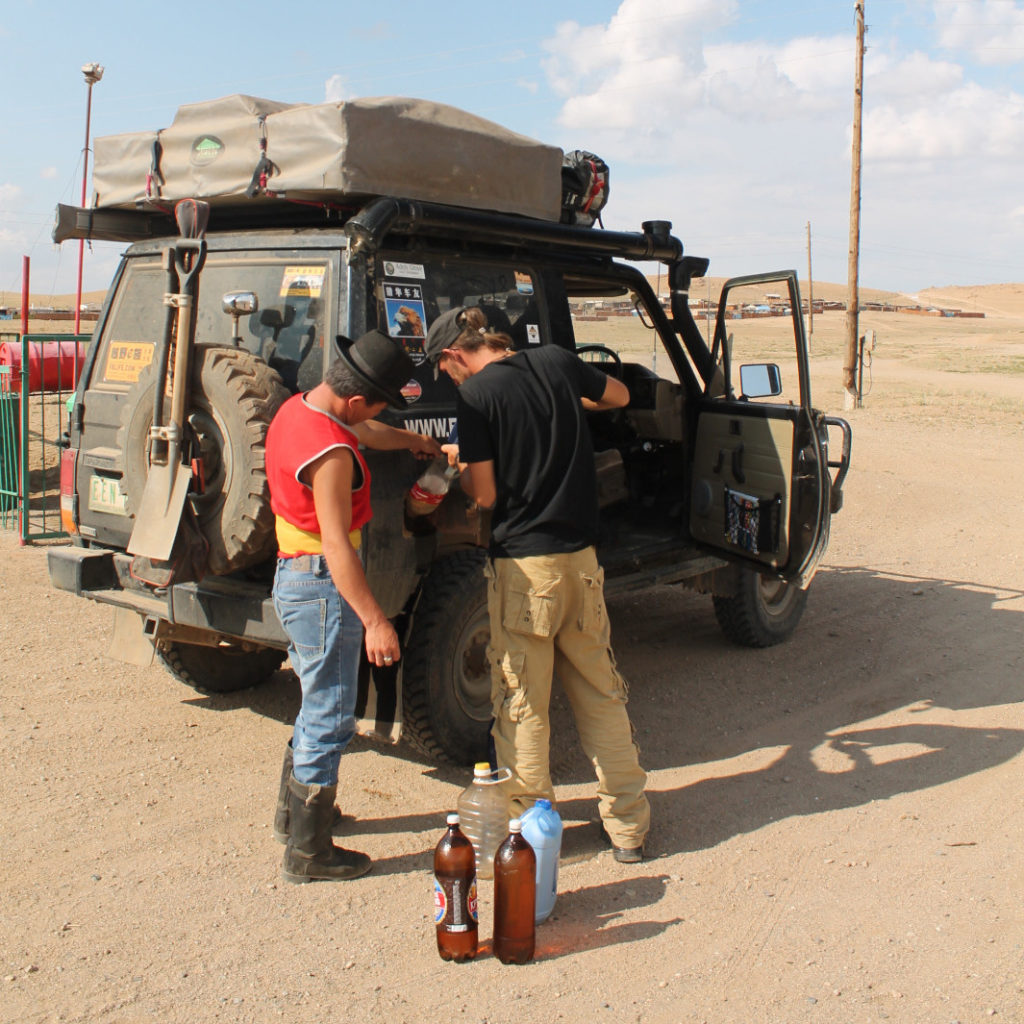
[1,0,1022,303]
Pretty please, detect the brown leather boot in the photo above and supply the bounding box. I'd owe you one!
[282,776,371,884]
[273,744,344,844]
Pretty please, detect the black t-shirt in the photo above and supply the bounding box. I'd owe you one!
[456,345,609,558]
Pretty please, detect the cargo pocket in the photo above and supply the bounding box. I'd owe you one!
[579,568,610,642]
[492,649,530,723]
[504,588,556,638]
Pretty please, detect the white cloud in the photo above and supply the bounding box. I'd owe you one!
[40,167,57,180]
[545,5,851,151]
[540,0,1024,288]
[325,75,348,103]
[865,81,1024,164]
[0,183,21,204]
[933,0,1024,66]
[543,0,737,101]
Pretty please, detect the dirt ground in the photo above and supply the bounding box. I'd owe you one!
[2,294,1022,1024]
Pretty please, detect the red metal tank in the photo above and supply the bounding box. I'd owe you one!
[0,341,88,393]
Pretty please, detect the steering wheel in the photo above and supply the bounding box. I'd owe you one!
[575,344,623,377]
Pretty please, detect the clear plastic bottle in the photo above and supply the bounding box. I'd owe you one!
[492,819,536,965]
[405,456,459,518]
[519,798,563,923]
[456,762,511,880]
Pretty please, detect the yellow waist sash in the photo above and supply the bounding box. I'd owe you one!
[276,516,361,555]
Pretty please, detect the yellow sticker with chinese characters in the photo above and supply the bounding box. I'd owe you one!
[103,341,155,384]
[280,266,326,298]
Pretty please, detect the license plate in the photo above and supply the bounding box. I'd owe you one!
[88,474,128,515]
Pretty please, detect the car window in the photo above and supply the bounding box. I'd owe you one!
[92,254,331,393]
[710,284,802,406]
[91,257,165,388]
[374,255,540,425]
[565,282,680,384]
[192,258,330,393]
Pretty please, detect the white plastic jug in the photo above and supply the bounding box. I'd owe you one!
[456,763,511,880]
[519,798,563,922]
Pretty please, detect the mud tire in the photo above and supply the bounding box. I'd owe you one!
[119,347,289,575]
[713,565,809,648]
[401,550,491,765]
[157,640,286,694]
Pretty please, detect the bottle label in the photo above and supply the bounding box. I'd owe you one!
[409,482,445,506]
[434,876,478,931]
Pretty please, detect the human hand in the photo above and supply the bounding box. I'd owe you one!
[364,618,400,668]
[441,443,461,468]
[410,433,443,459]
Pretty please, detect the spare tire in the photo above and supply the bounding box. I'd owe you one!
[119,347,289,575]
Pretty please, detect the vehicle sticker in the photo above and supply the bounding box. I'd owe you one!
[526,323,540,345]
[384,261,425,280]
[102,341,155,384]
[190,135,224,167]
[279,266,325,298]
[400,378,423,404]
[88,474,128,515]
[515,271,534,295]
[404,415,457,439]
[384,283,427,361]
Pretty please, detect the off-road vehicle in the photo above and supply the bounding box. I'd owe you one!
[49,95,851,764]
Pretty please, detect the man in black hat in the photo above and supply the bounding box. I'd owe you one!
[266,330,440,883]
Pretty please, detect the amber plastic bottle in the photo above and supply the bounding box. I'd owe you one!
[492,818,536,964]
[433,813,479,962]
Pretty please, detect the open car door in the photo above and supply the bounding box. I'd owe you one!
[689,271,832,586]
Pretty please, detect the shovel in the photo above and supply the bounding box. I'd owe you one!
[127,200,209,562]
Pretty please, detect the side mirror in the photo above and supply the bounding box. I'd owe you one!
[222,291,259,347]
[739,363,782,399]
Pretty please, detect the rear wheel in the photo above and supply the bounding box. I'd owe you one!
[157,640,286,694]
[713,565,808,647]
[402,550,491,765]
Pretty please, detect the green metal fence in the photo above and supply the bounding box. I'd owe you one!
[0,332,92,542]
[0,363,19,531]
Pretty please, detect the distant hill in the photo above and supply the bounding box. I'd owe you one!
[10,282,1024,320]
[644,276,1024,318]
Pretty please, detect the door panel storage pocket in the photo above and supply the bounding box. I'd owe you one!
[724,487,781,555]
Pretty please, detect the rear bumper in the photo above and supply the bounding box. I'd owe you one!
[48,546,288,649]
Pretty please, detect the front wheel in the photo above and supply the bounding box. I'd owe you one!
[157,640,286,694]
[401,550,492,765]
[712,565,809,648]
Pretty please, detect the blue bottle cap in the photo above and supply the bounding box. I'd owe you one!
[535,798,552,810]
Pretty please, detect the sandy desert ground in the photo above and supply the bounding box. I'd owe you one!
[1,282,1022,1024]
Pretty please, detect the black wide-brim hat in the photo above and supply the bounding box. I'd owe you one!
[334,329,415,408]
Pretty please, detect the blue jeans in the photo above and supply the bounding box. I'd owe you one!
[273,555,364,786]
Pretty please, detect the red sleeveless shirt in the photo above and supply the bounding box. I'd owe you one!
[266,393,372,556]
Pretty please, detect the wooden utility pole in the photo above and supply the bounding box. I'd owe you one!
[806,220,814,346]
[844,0,865,409]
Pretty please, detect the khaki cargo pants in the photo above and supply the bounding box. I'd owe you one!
[487,547,650,849]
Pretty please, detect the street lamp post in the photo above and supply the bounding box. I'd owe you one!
[74,62,103,335]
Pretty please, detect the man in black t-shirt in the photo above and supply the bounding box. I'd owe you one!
[426,306,650,862]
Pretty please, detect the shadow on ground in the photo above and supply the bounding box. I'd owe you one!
[186,564,1024,857]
